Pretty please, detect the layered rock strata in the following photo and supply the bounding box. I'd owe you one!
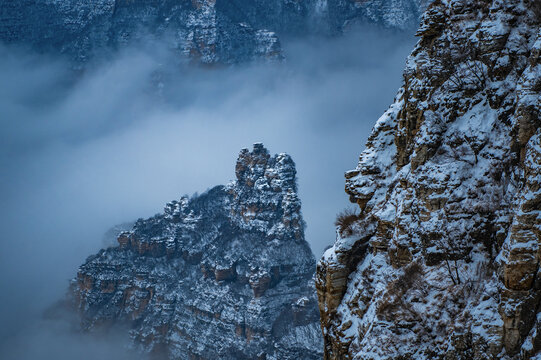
[317,0,541,359]
[72,143,322,359]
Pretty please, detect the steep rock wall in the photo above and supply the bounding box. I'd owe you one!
[317,0,541,359]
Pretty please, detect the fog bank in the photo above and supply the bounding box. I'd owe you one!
[0,26,415,358]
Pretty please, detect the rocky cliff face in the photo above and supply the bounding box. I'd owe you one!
[71,143,322,359]
[0,0,430,65]
[216,0,431,35]
[324,0,431,32]
[0,0,283,64]
[317,0,541,359]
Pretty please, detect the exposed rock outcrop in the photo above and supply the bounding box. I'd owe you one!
[317,0,541,359]
[71,143,322,359]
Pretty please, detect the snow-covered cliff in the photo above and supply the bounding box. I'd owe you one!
[317,0,541,358]
[0,0,283,64]
[71,144,322,359]
[0,0,430,65]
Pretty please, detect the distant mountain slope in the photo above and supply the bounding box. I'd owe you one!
[0,0,282,64]
[0,0,430,65]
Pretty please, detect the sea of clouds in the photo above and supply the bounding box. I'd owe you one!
[0,25,415,359]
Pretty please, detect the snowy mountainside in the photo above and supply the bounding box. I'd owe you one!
[0,0,431,65]
[317,0,541,359]
[71,143,323,359]
[0,0,283,64]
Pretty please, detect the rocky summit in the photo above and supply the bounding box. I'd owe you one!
[317,0,541,359]
[0,0,430,65]
[71,143,322,359]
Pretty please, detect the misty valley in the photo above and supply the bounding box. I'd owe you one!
[1,0,540,359]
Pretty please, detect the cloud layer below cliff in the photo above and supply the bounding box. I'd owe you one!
[0,26,414,358]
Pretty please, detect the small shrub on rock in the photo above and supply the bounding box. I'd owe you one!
[335,208,360,237]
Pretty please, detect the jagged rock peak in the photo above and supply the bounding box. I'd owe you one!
[236,143,296,191]
[71,144,322,359]
[317,0,541,359]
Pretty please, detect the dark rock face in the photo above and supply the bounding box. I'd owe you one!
[317,0,541,359]
[0,0,430,65]
[71,143,322,359]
